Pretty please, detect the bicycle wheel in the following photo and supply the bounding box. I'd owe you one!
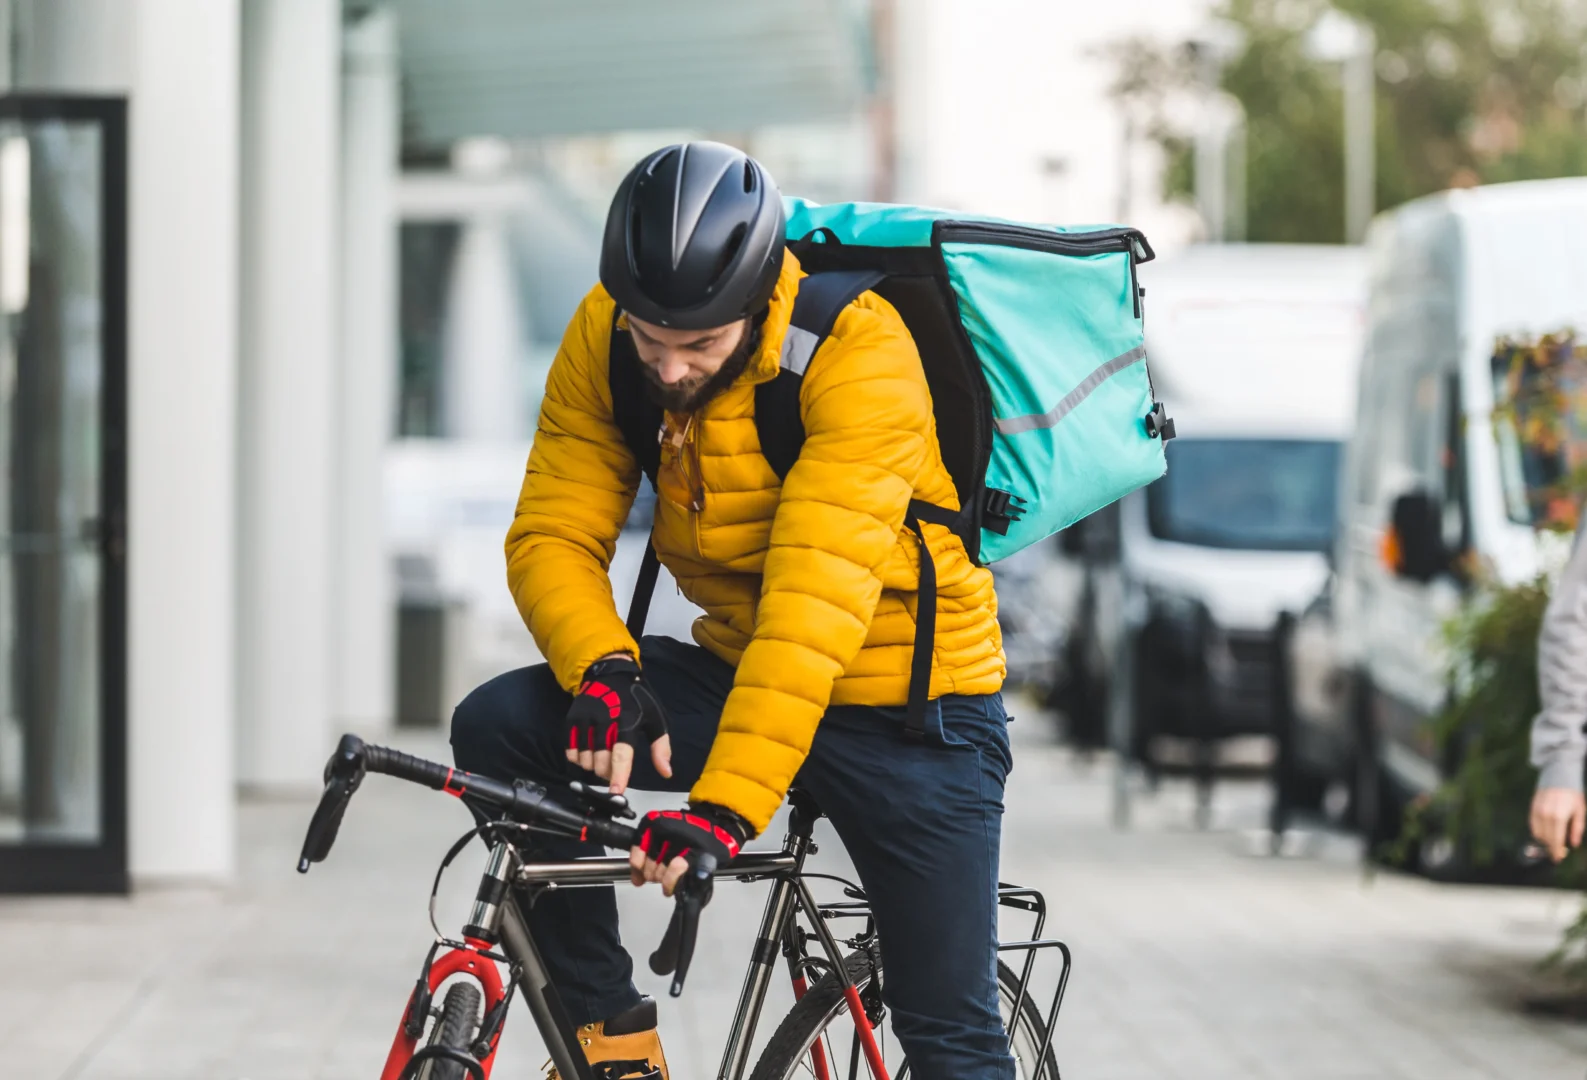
[415,981,482,1080]
[749,952,1058,1080]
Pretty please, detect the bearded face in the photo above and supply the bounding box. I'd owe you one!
[626,314,762,413]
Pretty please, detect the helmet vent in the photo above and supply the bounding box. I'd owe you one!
[646,147,677,177]
[628,207,644,267]
[743,161,757,193]
[711,222,748,286]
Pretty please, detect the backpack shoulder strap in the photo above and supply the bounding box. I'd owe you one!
[607,308,663,484]
[755,269,886,480]
[607,309,665,637]
[757,269,949,741]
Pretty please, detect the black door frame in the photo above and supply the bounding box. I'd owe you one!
[0,95,128,893]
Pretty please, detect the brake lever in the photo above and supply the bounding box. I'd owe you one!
[646,852,716,997]
[296,734,368,872]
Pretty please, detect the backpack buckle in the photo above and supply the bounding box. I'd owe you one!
[1144,402,1177,441]
[982,488,1027,536]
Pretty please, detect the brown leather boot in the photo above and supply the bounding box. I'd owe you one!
[547,998,668,1080]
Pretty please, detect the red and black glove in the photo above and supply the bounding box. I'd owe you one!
[638,803,750,868]
[566,656,670,756]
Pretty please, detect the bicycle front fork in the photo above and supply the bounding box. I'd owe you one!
[380,838,596,1080]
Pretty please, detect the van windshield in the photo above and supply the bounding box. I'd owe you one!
[1147,438,1341,552]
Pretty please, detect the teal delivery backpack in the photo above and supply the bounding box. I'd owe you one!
[779,198,1173,565]
[610,198,1173,734]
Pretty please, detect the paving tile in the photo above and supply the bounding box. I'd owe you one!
[4,720,1587,1079]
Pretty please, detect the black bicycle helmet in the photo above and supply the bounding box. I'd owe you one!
[599,141,786,330]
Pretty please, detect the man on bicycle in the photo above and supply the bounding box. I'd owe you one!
[451,141,1012,1080]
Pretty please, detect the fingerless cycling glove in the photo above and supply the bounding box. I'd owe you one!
[638,804,749,867]
[566,656,670,755]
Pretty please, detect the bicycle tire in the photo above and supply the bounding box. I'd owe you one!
[748,952,1058,1080]
[416,981,482,1080]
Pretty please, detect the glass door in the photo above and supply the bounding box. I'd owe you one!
[0,97,127,893]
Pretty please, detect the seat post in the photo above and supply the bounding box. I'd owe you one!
[718,786,824,1080]
[785,787,824,845]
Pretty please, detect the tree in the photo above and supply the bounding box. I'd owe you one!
[1113,0,1587,243]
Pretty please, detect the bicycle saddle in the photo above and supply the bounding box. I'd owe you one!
[786,786,826,827]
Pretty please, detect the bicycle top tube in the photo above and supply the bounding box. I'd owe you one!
[515,849,799,888]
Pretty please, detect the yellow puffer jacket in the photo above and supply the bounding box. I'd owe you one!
[507,252,1003,833]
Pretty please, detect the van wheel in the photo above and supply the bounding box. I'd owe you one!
[1130,693,1159,783]
[1052,636,1093,747]
[1061,639,1110,750]
[1277,767,1329,814]
[1351,679,1407,862]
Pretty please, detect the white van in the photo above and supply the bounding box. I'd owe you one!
[1332,179,1587,848]
[1057,244,1368,778]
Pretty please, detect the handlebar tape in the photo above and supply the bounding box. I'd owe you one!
[583,817,640,849]
[362,744,454,790]
[302,735,642,882]
[361,742,640,849]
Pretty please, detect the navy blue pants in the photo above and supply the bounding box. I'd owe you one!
[449,635,1015,1080]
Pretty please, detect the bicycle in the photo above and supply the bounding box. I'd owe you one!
[297,733,1072,1080]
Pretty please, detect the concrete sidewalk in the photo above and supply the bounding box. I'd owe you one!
[5,717,1585,1079]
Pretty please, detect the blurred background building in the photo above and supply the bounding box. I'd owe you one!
[0,0,1221,893]
[7,0,1587,900]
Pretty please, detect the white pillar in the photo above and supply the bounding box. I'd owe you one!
[443,216,527,441]
[335,6,397,733]
[13,0,243,881]
[237,0,340,789]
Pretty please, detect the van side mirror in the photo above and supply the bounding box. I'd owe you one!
[1387,490,1448,583]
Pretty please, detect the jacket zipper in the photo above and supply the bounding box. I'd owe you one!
[934,221,1154,319]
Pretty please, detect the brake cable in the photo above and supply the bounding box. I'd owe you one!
[425,808,620,940]
[426,818,555,940]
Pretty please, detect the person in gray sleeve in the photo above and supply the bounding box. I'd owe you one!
[1531,525,1587,861]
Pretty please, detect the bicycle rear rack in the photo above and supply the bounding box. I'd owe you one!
[804,876,1069,1080]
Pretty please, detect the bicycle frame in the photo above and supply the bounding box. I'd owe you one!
[384,789,1068,1080]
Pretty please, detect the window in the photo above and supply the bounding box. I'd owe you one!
[0,96,127,892]
[1147,438,1341,552]
[398,222,461,437]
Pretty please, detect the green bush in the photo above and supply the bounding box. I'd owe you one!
[1399,575,1587,977]
[1413,577,1553,865]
